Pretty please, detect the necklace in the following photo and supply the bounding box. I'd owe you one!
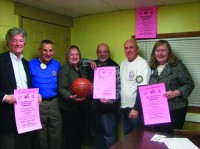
[39,58,47,70]
[40,63,47,69]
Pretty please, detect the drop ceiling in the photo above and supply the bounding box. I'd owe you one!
[14,0,199,17]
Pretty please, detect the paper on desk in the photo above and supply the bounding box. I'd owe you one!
[150,134,167,142]
[164,138,199,149]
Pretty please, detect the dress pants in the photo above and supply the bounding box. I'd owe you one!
[61,107,86,149]
[153,107,187,134]
[0,130,39,149]
[39,97,62,149]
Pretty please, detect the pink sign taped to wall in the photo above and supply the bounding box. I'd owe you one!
[136,6,157,39]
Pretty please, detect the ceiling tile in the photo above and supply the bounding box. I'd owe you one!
[14,0,200,17]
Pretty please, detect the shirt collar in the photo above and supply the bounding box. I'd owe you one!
[9,52,23,61]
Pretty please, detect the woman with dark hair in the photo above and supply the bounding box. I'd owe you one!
[58,45,90,149]
[149,40,194,134]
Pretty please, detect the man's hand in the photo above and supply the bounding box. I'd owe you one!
[3,94,16,104]
[90,61,97,69]
[100,98,110,104]
[38,94,42,104]
[129,109,138,119]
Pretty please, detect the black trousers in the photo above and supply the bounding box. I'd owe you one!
[0,130,39,149]
[61,108,86,149]
[153,107,187,134]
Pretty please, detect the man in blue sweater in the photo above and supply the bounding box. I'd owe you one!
[29,40,62,149]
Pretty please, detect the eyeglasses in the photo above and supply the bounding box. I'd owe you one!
[97,51,109,54]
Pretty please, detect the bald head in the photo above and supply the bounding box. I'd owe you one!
[124,39,138,49]
[124,39,139,62]
[96,43,110,62]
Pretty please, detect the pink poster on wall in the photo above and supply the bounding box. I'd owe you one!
[135,6,157,39]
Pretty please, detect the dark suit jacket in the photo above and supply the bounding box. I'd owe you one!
[87,58,121,113]
[0,51,31,132]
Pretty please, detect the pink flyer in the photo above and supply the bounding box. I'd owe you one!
[93,66,116,99]
[139,83,171,125]
[14,88,42,134]
[136,6,157,39]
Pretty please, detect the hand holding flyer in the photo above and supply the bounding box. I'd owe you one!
[14,88,42,134]
[93,66,116,99]
[139,83,171,125]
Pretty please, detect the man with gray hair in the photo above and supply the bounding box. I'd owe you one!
[0,27,41,149]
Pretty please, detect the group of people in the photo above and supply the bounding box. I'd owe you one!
[0,27,194,149]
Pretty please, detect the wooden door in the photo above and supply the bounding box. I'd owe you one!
[22,18,68,64]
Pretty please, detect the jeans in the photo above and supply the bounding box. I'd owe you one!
[91,111,117,149]
[121,108,138,135]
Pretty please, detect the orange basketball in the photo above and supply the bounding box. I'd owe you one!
[71,78,93,98]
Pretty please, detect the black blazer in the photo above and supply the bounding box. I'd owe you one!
[0,51,31,132]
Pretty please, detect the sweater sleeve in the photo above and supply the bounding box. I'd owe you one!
[176,62,194,99]
[58,65,71,100]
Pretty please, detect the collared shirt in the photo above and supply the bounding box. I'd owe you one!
[10,52,28,89]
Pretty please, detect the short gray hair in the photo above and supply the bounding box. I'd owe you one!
[5,27,27,47]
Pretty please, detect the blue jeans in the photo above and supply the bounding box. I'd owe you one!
[121,108,138,135]
[91,111,117,149]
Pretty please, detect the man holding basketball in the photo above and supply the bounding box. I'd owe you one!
[88,43,120,149]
